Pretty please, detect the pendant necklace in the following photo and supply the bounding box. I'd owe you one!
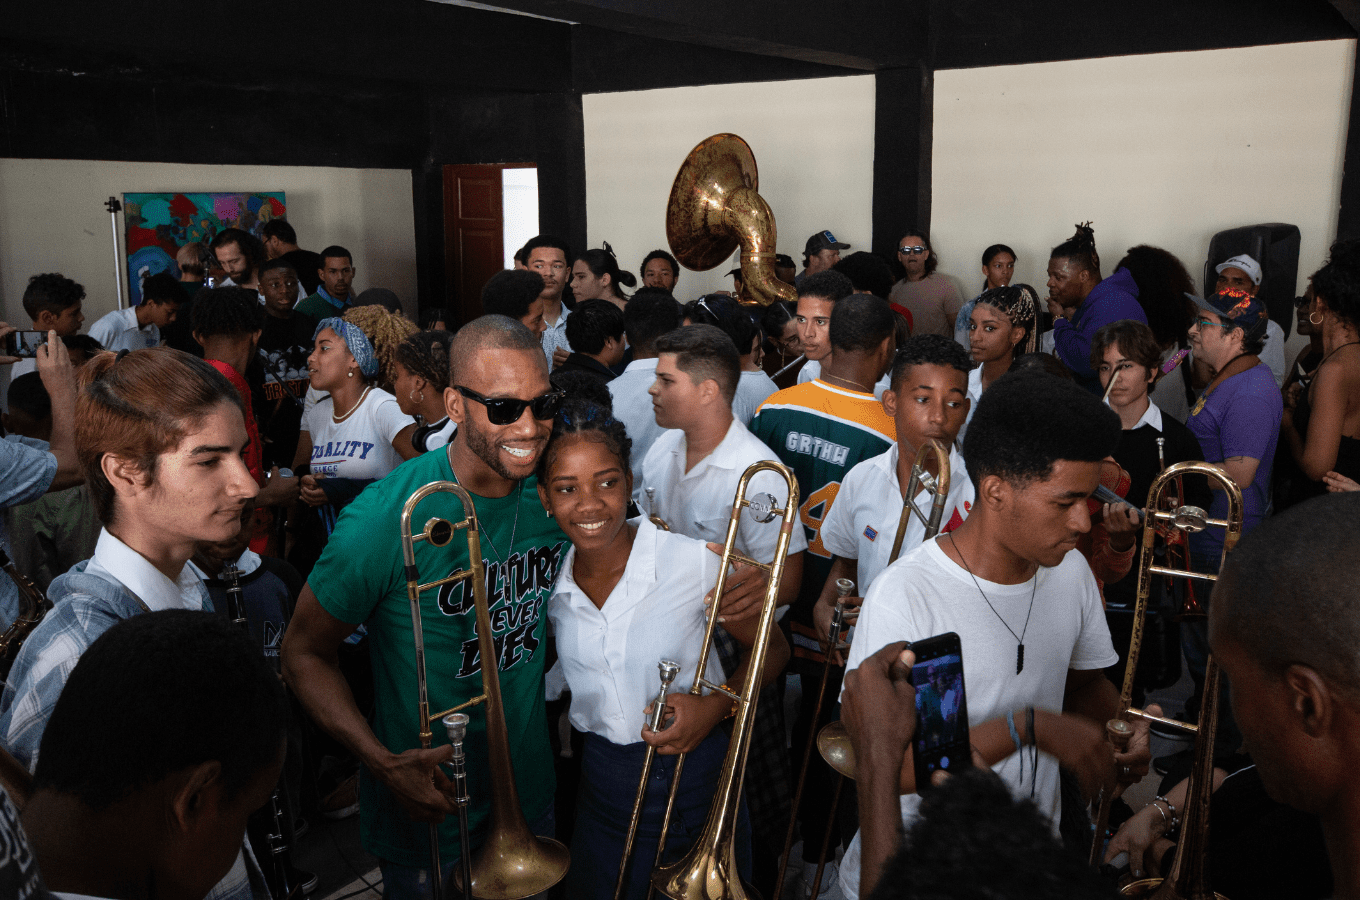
[947,533,1037,674]
[450,469,521,565]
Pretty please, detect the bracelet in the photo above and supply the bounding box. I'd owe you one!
[1149,800,1171,832]
[1153,795,1180,829]
[1025,706,1037,798]
[717,683,740,719]
[1006,710,1025,787]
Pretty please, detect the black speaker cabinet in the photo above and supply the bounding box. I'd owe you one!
[1203,223,1301,339]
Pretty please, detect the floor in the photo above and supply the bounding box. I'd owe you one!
[299,662,1198,900]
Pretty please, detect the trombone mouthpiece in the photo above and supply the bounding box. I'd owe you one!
[657,659,681,686]
[443,712,470,744]
[835,578,855,598]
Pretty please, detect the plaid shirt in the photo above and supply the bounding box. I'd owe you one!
[0,569,268,900]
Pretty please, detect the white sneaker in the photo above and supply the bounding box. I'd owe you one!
[799,860,838,899]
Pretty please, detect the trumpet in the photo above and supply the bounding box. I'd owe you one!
[400,482,570,900]
[1088,461,1243,869]
[614,461,799,900]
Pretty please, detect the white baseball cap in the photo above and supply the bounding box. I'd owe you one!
[1215,254,1262,285]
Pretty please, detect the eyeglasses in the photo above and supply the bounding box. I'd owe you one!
[1191,317,1232,331]
[455,386,565,425]
[1293,294,1313,310]
[898,246,928,255]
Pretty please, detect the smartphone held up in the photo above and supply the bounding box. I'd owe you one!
[910,632,972,788]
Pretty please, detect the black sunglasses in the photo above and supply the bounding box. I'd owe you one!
[456,386,565,425]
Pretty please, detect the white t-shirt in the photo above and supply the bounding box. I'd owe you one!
[797,359,890,400]
[837,538,1118,900]
[548,518,725,746]
[732,369,779,427]
[819,442,974,595]
[639,418,808,562]
[301,388,413,481]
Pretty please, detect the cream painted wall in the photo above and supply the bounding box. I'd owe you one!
[0,159,417,324]
[583,75,875,300]
[932,39,1355,355]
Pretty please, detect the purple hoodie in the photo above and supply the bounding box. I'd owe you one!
[1052,266,1146,392]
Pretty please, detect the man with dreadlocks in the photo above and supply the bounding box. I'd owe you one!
[1046,223,1147,394]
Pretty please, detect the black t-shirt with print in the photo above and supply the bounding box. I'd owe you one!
[256,311,318,469]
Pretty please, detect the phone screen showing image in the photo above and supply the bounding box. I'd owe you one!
[910,632,971,788]
[4,331,46,359]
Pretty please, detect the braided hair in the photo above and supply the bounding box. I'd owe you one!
[396,330,454,389]
[1049,222,1101,277]
[536,396,632,485]
[975,284,1040,355]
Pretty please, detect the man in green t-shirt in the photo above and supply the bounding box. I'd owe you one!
[282,316,569,896]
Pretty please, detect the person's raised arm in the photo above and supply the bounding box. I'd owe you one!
[35,332,82,491]
[281,585,456,822]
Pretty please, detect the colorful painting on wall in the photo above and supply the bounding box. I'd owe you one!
[123,191,286,305]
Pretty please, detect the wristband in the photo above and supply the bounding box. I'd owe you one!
[1006,710,1025,786]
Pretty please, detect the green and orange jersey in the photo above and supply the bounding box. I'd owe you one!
[749,379,895,661]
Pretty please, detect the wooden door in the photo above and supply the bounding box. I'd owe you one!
[443,164,505,328]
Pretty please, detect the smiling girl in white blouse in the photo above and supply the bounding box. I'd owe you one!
[537,398,789,900]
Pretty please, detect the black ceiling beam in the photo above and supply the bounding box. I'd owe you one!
[466,0,925,70]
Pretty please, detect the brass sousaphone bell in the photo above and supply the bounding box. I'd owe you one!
[666,133,797,307]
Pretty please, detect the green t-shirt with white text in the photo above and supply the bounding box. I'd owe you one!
[309,448,568,867]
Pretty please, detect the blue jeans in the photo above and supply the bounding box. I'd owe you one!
[379,805,557,900]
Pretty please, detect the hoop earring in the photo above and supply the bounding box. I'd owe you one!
[1310,311,1324,326]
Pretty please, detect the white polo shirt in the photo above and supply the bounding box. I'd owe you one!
[639,417,809,562]
[86,307,160,353]
[732,369,779,427]
[548,518,725,746]
[819,442,974,594]
[607,358,672,500]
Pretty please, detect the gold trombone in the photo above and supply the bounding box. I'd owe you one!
[614,461,800,900]
[887,438,953,565]
[809,438,954,785]
[401,482,570,900]
[1119,657,1228,899]
[1088,461,1243,869]
[780,439,953,895]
